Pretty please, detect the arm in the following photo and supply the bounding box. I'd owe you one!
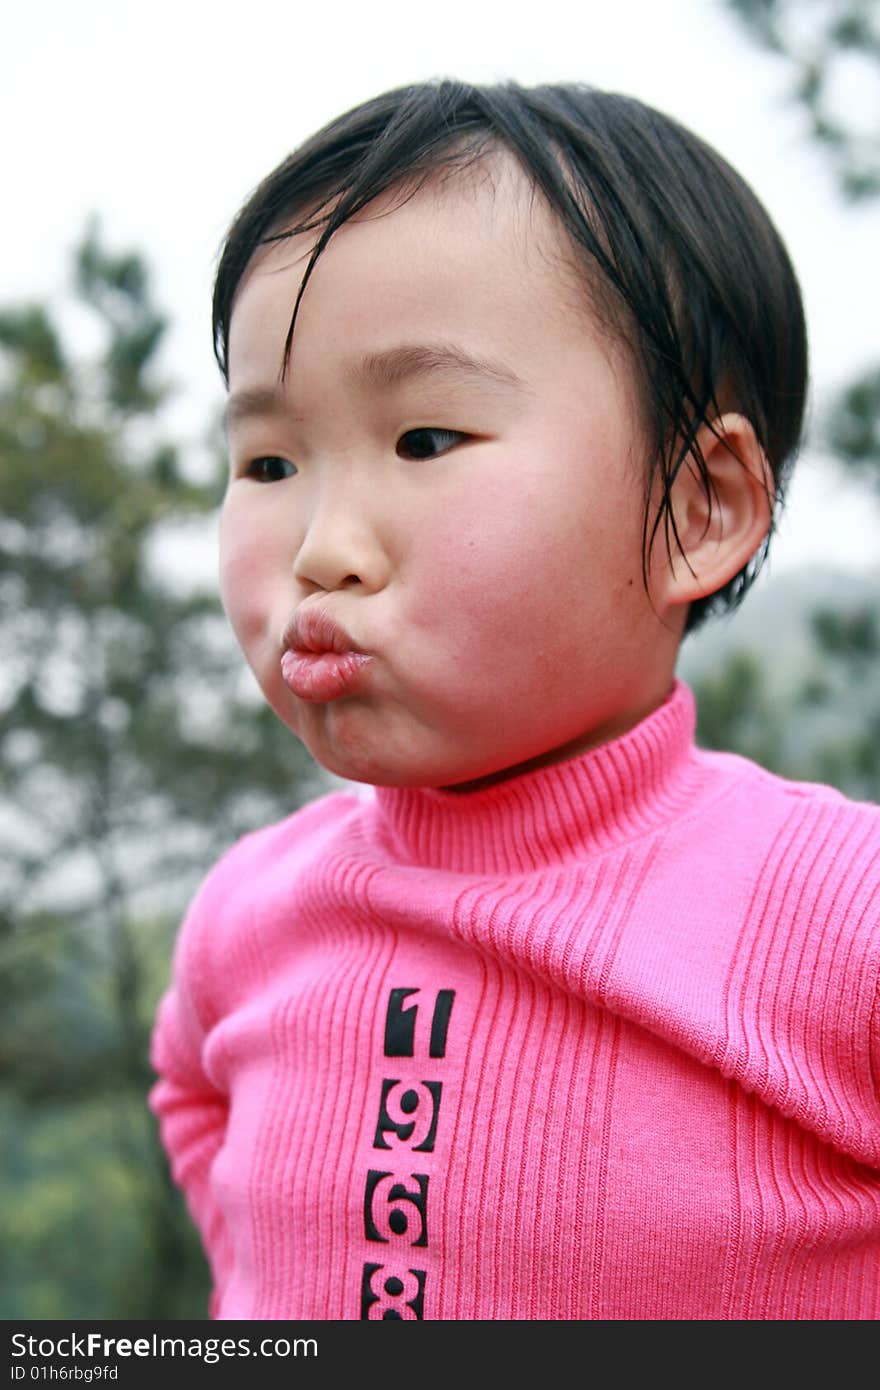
[149,931,233,1316]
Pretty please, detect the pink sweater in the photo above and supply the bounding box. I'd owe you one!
[149,678,880,1320]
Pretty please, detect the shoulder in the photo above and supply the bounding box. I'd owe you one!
[210,783,373,883]
[688,754,880,1160]
[189,784,372,905]
[696,743,880,839]
[745,763,880,946]
[169,785,373,1019]
[743,758,880,874]
[688,746,880,965]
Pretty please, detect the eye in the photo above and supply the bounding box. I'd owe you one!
[243,456,297,483]
[397,428,466,460]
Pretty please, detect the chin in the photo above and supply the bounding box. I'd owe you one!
[290,702,522,791]
[324,759,443,790]
[308,740,471,791]
[300,736,410,789]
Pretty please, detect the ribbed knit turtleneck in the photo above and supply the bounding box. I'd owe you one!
[373,678,703,872]
[150,679,880,1320]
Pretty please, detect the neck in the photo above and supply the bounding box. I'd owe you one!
[438,687,677,794]
[371,678,705,874]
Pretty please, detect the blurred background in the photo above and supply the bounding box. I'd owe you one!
[2,0,878,1318]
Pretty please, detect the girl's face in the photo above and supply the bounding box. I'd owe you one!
[220,158,684,790]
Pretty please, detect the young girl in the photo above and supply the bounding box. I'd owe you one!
[149,79,880,1320]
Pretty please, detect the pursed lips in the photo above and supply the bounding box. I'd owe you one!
[282,604,365,657]
[280,605,372,703]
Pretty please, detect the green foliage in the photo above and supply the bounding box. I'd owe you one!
[709,0,880,803]
[730,3,880,498]
[692,648,787,772]
[0,306,65,383]
[828,365,880,479]
[693,597,880,804]
[0,223,325,1318]
[727,0,880,199]
[1,973,211,1320]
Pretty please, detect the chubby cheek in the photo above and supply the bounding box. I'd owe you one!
[218,496,283,663]
[403,492,581,688]
[400,461,649,725]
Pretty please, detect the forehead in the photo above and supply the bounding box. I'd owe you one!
[245,150,575,294]
[227,152,616,391]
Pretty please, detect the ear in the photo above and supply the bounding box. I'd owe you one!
[650,413,775,613]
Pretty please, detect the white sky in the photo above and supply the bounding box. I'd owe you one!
[6,0,880,579]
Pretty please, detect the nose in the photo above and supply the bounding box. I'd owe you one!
[292,479,390,594]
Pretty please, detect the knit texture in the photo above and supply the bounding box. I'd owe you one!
[149,678,880,1319]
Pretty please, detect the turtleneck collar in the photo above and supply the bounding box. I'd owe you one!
[370,679,703,874]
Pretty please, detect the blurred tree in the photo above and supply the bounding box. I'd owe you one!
[0,223,324,1318]
[693,0,880,802]
[689,595,880,802]
[687,649,787,773]
[728,0,880,197]
[725,0,879,483]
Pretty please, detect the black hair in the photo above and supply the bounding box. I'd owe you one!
[212,79,808,637]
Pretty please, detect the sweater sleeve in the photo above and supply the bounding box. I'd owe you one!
[148,875,234,1317]
[147,793,363,1317]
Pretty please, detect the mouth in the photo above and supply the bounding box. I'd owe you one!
[282,605,365,658]
[280,606,371,702]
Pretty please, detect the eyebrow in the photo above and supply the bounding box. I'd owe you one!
[225,340,529,428]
